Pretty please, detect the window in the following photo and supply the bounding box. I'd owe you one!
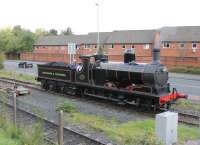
[144,44,150,49]
[163,42,170,48]
[192,43,197,49]
[122,44,126,49]
[111,44,114,48]
[76,45,79,49]
[180,43,185,48]
[192,43,197,52]
[85,44,90,49]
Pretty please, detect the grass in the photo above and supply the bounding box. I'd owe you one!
[66,113,199,145]
[0,91,49,145]
[58,100,199,145]
[0,69,38,84]
[0,111,47,145]
[172,99,200,112]
[56,101,77,113]
[170,66,200,75]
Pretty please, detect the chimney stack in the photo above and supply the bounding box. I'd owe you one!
[152,31,161,64]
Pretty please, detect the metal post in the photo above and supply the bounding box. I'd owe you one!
[13,92,17,126]
[96,3,100,51]
[58,110,64,145]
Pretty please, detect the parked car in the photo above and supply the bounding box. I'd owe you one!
[18,61,33,68]
[15,86,30,96]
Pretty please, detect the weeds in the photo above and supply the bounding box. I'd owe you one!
[65,112,199,145]
[0,91,48,145]
[56,101,77,113]
[0,69,38,84]
[172,99,200,112]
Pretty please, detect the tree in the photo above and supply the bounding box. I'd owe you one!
[61,27,73,35]
[0,25,36,53]
[35,28,48,38]
[48,29,58,35]
[0,53,5,69]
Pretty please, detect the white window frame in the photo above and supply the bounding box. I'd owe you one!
[84,44,90,49]
[121,44,126,49]
[144,44,150,49]
[179,43,185,49]
[109,44,114,49]
[192,43,197,49]
[192,43,197,52]
[163,42,170,48]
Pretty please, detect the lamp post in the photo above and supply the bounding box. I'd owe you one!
[96,3,100,51]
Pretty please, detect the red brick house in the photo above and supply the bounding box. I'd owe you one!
[21,26,200,67]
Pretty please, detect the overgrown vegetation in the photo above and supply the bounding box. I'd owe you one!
[56,101,77,113]
[0,92,47,145]
[0,69,38,84]
[170,66,200,75]
[66,113,199,145]
[56,100,199,145]
[172,99,200,112]
[0,53,5,69]
[0,116,46,145]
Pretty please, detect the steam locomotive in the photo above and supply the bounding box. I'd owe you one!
[37,48,187,110]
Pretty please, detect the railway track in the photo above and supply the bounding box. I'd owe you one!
[0,77,199,127]
[0,92,109,145]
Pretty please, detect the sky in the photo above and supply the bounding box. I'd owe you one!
[0,0,200,34]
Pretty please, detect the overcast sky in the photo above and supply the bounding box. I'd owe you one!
[0,0,200,34]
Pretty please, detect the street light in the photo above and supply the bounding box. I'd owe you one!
[95,3,100,52]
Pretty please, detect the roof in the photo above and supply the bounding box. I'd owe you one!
[160,26,200,42]
[106,30,156,44]
[34,30,156,46]
[34,26,200,46]
[34,35,88,46]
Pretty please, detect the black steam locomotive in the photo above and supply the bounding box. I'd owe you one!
[37,48,187,110]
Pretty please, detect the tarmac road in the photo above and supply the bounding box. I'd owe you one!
[169,73,200,99]
[3,60,200,98]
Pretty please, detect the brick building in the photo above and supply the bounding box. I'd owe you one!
[21,26,200,67]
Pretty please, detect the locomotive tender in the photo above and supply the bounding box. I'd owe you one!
[37,48,187,110]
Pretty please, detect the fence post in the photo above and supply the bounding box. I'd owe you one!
[58,110,64,145]
[13,92,17,126]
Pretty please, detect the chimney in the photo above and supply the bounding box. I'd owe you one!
[152,31,161,64]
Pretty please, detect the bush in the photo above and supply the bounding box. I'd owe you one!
[0,53,5,69]
[56,101,77,113]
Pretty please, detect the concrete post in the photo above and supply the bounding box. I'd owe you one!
[58,110,64,145]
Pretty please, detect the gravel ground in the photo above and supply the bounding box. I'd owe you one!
[9,88,150,145]
[17,89,150,122]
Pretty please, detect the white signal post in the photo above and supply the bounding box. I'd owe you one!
[68,43,76,64]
